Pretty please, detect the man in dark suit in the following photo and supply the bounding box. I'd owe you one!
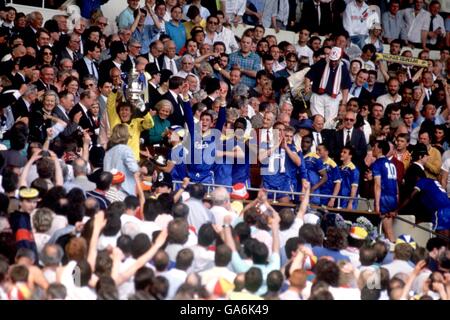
[32,65,58,92]
[73,40,101,82]
[21,11,44,47]
[331,110,367,168]
[311,114,335,152]
[349,69,373,104]
[53,91,80,139]
[140,40,164,72]
[56,32,82,65]
[11,84,38,121]
[201,77,221,109]
[10,55,36,89]
[299,0,333,35]
[146,63,162,106]
[99,41,128,85]
[69,89,97,142]
[164,76,186,127]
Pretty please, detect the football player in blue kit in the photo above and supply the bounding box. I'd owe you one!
[259,122,301,203]
[183,83,226,183]
[339,146,360,210]
[300,135,328,205]
[397,178,450,238]
[317,143,341,207]
[371,140,399,242]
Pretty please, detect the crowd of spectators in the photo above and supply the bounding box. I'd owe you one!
[0,0,449,300]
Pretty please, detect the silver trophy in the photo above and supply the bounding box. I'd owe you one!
[126,66,146,112]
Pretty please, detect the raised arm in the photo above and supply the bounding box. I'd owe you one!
[297,181,310,220]
[87,211,107,273]
[114,229,168,286]
[19,151,42,188]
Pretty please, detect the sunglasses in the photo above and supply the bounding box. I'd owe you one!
[344,118,355,122]
[208,21,218,25]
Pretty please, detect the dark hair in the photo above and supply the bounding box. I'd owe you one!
[131,233,151,259]
[266,270,284,293]
[188,183,206,200]
[315,259,340,287]
[134,267,155,291]
[168,76,184,90]
[215,244,232,267]
[285,237,300,260]
[186,5,200,20]
[298,224,324,246]
[359,246,377,266]
[197,223,216,247]
[373,241,388,264]
[251,241,269,264]
[77,259,92,287]
[175,248,194,270]
[96,275,119,300]
[116,235,132,255]
[244,267,263,293]
[374,139,390,155]
[426,237,447,252]
[96,171,113,191]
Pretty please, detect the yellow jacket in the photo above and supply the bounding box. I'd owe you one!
[107,92,154,160]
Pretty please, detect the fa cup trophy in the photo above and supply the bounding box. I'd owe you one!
[126,66,146,112]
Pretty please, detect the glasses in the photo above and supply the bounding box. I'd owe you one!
[208,21,218,25]
[43,52,53,55]
[287,60,297,63]
[182,62,193,65]
[133,45,142,49]
[344,118,355,122]
[86,83,95,87]
[97,22,108,26]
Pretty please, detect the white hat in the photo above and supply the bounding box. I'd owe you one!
[303,213,320,225]
[329,47,342,61]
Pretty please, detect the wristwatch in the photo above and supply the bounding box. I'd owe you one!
[222,224,231,228]
[218,67,222,71]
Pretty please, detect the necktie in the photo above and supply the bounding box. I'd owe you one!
[316,2,321,24]
[177,96,185,116]
[345,130,351,146]
[429,15,435,31]
[170,59,175,74]
[91,61,97,79]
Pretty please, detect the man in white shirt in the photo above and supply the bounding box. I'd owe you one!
[162,40,179,74]
[199,244,237,296]
[294,28,314,65]
[400,0,429,48]
[376,77,402,110]
[209,187,238,226]
[343,0,373,49]
[215,12,240,53]
[422,1,446,50]
[382,243,414,279]
[159,248,193,299]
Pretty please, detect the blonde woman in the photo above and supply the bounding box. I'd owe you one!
[29,90,66,143]
[147,99,172,145]
[104,124,143,198]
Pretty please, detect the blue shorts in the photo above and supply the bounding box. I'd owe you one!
[380,195,398,215]
[262,179,291,200]
[433,207,450,231]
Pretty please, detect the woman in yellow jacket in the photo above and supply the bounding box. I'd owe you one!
[106,91,154,161]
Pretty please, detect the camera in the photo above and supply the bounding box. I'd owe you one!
[208,56,221,66]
